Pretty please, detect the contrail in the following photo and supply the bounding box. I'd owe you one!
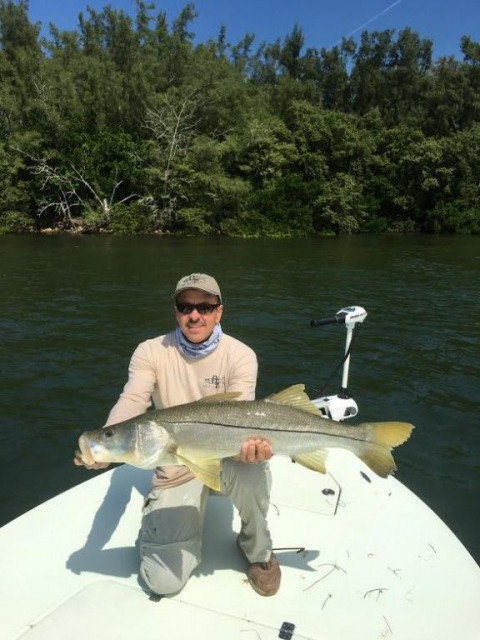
[333,0,403,46]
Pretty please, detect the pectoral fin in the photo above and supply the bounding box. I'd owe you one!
[291,449,328,474]
[175,448,222,491]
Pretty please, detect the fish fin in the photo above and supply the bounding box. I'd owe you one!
[360,421,414,448]
[357,422,414,478]
[196,392,243,404]
[264,384,321,416]
[292,450,328,474]
[175,449,222,491]
[358,445,397,478]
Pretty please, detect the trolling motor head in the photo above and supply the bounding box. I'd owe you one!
[310,306,368,421]
[310,306,367,329]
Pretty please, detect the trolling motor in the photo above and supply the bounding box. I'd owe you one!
[310,306,367,421]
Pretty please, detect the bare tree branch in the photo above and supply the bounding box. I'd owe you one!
[15,148,138,230]
[142,88,203,225]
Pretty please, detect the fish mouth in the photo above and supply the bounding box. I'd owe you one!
[77,434,96,466]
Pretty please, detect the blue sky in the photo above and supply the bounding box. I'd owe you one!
[28,0,479,60]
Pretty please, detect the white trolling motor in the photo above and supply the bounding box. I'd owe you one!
[310,306,368,421]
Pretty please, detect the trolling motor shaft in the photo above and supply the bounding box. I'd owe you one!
[310,306,367,421]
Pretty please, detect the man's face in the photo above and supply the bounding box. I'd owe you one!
[175,289,223,343]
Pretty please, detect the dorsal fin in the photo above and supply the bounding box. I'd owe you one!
[263,384,321,415]
[196,391,242,404]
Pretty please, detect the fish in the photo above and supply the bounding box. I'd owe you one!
[77,384,413,491]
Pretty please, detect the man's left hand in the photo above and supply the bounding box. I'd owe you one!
[236,438,273,463]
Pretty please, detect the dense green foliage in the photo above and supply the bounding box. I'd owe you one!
[1,1,479,235]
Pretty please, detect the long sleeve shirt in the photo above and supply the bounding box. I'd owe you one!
[105,331,258,488]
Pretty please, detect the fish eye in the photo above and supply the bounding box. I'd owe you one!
[104,428,114,438]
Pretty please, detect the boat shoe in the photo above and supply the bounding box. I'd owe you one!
[236,536,281,596]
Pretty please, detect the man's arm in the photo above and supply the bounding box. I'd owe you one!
[226,342,258,400]
[104,341,156,426]
[74,342,156,469]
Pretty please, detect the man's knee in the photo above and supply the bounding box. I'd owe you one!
[140,557,189,595]
[139,544,200,595]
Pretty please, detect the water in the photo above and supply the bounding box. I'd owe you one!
[1,234,479,563]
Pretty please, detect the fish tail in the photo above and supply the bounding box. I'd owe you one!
[357,421,414,477]
[367,421,414,448]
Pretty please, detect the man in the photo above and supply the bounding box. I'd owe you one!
[74,273,281,597]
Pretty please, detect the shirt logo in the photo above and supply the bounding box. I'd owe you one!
[205,375,224,390]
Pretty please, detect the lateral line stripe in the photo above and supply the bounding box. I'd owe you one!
[166,420,368,443]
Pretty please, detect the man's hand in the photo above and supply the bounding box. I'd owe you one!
[73,454,110,471]
[236,438,273,463]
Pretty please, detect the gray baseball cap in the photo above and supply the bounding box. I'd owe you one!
[174,273,222,302]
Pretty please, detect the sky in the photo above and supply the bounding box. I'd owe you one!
[27,0,480,60]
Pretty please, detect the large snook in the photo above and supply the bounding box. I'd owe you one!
[77,385,413,490]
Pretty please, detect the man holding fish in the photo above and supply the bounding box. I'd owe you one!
[74,273,282,597]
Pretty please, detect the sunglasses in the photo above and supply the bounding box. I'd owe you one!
[175,302,221,315]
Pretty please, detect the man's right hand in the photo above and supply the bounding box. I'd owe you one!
[73,454,110,471]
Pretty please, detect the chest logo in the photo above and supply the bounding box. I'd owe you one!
[205,375,224,390]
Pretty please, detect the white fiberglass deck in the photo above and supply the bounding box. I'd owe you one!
[1,452,479,640]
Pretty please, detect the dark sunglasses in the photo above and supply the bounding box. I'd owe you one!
[175,302,221,315]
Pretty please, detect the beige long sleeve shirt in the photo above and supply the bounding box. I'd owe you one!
[105,331,258,487]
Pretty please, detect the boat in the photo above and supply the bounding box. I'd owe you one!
[2,307,479,640]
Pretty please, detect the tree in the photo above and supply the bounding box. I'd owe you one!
[0,0,42,129]
[16,143,139,231]
[317,40,355,111]
[142,87,203,229]
[350,29,395,115]
[279,23,304,79]
[0,135,35,231]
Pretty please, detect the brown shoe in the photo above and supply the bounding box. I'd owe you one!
[237,536,281,596]
[247,553,281,596]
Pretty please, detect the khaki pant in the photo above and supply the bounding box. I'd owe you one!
[139,459,272,595]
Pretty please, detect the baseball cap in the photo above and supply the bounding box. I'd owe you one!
[174,273,222,303]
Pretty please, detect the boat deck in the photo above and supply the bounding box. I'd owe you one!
[1,452,479,640]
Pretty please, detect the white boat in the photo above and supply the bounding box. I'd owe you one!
[2,308,479,640]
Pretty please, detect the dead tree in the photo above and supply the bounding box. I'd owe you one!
[143,88,202,227]
[17,150,136,230]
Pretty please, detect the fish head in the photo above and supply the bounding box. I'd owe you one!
[77,419,172,469]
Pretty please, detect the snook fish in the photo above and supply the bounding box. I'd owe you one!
[77,385,413,491]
